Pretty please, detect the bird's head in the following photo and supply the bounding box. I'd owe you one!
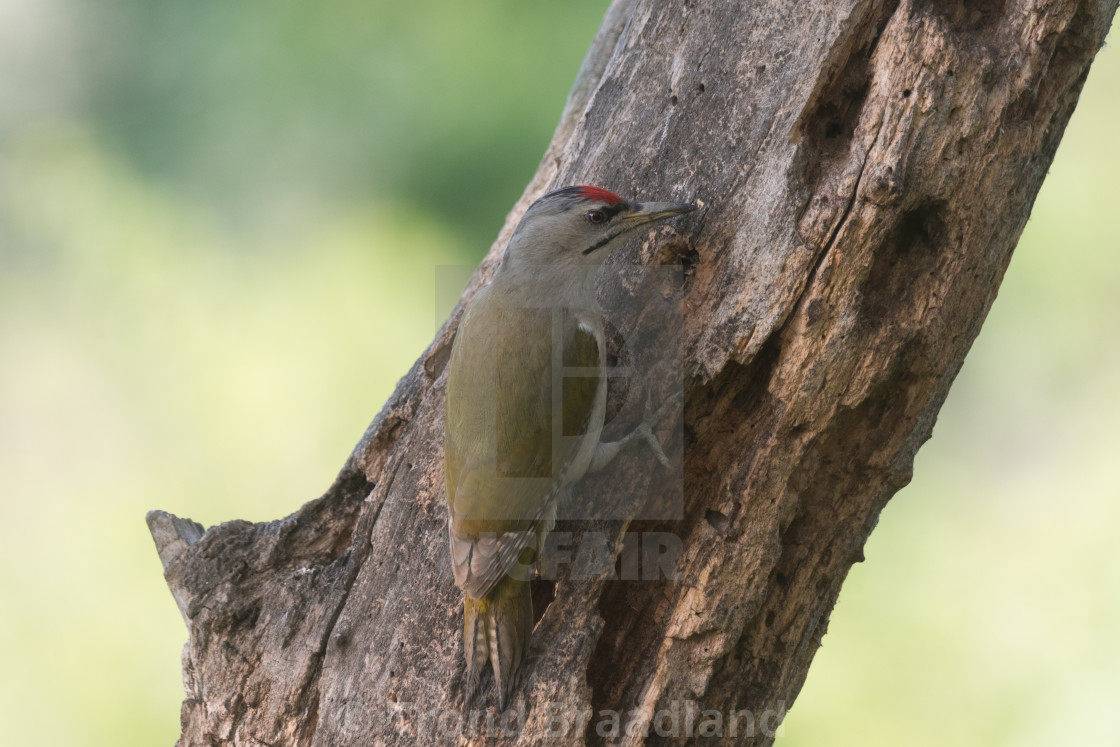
[502,185,696,270]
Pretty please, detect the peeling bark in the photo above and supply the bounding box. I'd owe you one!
[148,0,1117,744]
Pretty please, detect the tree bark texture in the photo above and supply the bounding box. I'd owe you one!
[148,0,1117,744]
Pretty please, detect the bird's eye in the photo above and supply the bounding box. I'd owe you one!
[586,210,606,224]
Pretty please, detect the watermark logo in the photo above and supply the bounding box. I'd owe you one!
[388,699,787,740]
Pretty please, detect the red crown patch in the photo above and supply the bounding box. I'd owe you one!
[577,186,623,205]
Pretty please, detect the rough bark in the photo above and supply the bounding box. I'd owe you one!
[148,0,1117,744]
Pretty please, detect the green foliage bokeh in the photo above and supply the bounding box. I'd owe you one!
[0,2,1115,745]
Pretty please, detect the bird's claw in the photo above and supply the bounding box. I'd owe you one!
[645,387,683,424]
[640,387,681,469]
[639,421,673,468]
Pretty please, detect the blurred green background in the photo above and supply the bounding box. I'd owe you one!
[0,1,1114,744]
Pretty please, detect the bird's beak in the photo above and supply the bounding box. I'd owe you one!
[621,200,698,227]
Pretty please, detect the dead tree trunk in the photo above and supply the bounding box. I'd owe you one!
[148,0,1117,744]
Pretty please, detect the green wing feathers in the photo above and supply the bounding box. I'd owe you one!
[445,297,603,706]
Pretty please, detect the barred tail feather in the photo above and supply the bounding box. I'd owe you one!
[462,577,533,709]
[463,595,491,706]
